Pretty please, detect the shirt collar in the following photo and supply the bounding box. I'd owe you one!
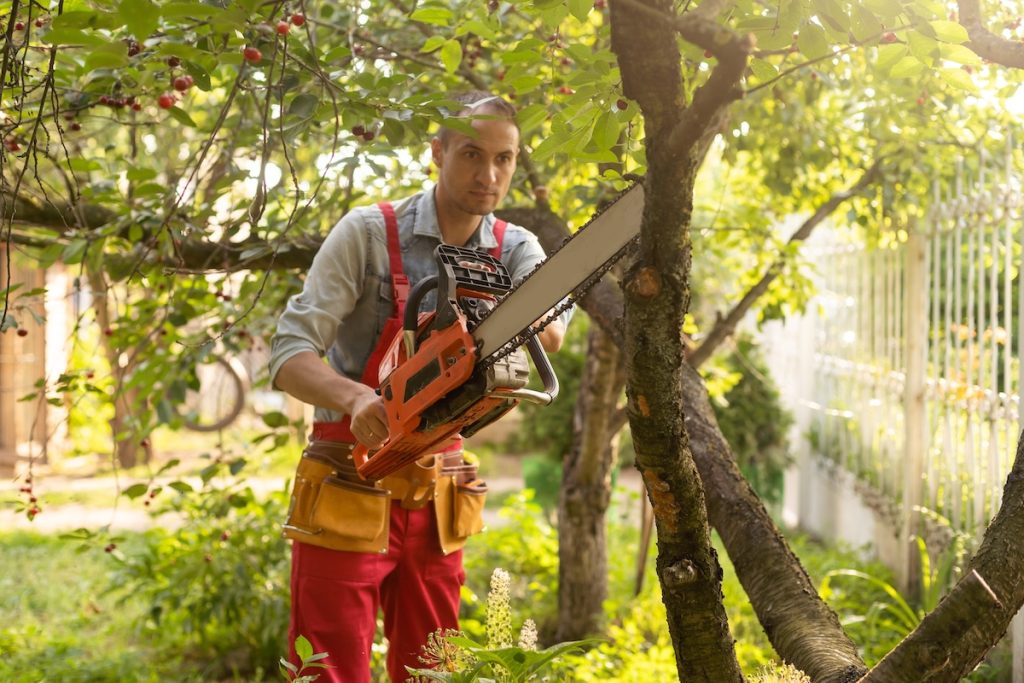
[413,185,498,250]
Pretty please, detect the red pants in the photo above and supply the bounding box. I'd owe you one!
[288,503,464,682]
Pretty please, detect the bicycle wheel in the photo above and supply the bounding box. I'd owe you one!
[180,355,246,432]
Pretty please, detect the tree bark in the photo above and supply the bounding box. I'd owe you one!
[556,323,625,641]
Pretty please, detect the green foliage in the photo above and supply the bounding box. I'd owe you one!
[708,336,794,510]
[0,531,193,682]
[105,458,291,679]
[462,491,560,640]
[280,635,330,683]
[408,568,592,683]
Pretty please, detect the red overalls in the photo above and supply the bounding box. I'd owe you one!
[288,203,507,682]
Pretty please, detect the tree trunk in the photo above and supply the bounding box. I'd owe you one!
[556,322,625,641]
[610,2,744,676]
[87,270,149,469]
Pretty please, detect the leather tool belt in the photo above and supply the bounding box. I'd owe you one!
[282,439,488,555]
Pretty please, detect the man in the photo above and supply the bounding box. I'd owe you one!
[270,91,567,682]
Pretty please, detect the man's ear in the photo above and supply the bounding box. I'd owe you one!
[430,137,442,167]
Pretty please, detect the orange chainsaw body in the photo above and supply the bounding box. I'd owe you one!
[353,245,551,481]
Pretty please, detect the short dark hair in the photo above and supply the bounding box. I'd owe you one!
[437,91,518,148]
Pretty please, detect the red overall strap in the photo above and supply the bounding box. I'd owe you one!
[489,219,508,260]
[312,202,407,442]
[379,202,409,316]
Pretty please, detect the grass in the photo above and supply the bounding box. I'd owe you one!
[0,531,185,682]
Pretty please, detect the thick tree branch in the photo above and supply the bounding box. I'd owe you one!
[873,430,1024,681]
[957,0,1024,69]
[688,158,885,368]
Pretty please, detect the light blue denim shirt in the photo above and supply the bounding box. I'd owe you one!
[270,187,571,423]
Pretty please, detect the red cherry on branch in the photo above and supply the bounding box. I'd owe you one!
[243,46,262,63]
[290,13,305,26]
[158,94,175,109]
[276,21,290,35]
[173,76,192,92]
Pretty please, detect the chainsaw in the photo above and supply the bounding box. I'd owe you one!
[353,184,645,480]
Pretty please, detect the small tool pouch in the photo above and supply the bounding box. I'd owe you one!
[453,479,488,538]
[283,442,390,554]
[435,454,488,555]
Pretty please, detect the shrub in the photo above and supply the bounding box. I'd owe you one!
[709,335,793,510]
[106,457,291,679]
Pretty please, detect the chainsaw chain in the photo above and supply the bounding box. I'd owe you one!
[476,183,641,370]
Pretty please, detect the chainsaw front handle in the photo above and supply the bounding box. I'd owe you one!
[491,335,559,406]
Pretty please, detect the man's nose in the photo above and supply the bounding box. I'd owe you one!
[478,162,498,185]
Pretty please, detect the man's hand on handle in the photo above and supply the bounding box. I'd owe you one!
[349,386,389,449]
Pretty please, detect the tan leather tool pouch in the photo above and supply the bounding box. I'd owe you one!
[453,479,488,538]
[435,465,488,555]
[283,445,390,554]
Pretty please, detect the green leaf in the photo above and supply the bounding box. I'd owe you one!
[124,483,149,499]
[813,0,849,32]
[850,5,884,42]
[749,58,778,82]
[420,35,446,53]
[507,75,542,94]
[161,2,218,19]
[42,27,108,46]
[796,23,832,60]
[183,62,212,91]
[875,43,908,71]
[293,635,314,663]
[126,167,157,181]
[261,411,289,428]
[440,39,462,74]
[62,239,89,265]
[119,0,159,40]
[937,43,983,66]
[166,106,198,127]
[84,46,130,71]
[929,20,969,44]
[455,19,497,41]
[568,0,592,22]
[288,94,319,119]
[906,31,938,65]
[938,67,976,91]
[410,7,453,26]
[890,54,926,79]
[516,104,548,132]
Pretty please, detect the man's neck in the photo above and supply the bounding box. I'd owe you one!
[434,191,483,247]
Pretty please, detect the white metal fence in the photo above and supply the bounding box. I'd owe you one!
[769,142,1023,678]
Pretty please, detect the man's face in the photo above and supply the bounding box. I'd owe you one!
[431,115,519,217]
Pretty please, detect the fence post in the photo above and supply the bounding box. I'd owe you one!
[900,224,928,596]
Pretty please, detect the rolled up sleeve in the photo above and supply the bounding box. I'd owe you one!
[269,212,369,385]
